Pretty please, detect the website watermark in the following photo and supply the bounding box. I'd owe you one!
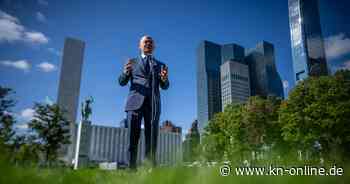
[219,164,344,176]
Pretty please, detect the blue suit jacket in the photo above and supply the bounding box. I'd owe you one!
[118,56,169,115]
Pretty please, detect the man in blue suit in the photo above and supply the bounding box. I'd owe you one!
[118,35,169,169]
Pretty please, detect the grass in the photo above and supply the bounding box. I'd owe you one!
[1,159,349,184]
[1,145,349,184]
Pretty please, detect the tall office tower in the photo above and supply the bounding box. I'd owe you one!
[221,44,245,64]
[288,0,328,83]
[197,41,222,133]
[57,38,85,162]
[245,41,284,98]
[221,60,250,110]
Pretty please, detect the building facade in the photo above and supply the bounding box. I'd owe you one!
[220,60,250,110]
[245,41,284,98]
[197,40,284,133]
[221,43,245,64]
[77,123,183,166]
[197,41,222,133]
[288,0,328,83]
[160,120,182,133]
[57,37,85,162]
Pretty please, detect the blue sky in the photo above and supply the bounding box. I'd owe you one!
[1,0,350,135]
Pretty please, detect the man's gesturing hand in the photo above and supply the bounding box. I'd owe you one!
[123,59,133,75]
[160,65,168,81]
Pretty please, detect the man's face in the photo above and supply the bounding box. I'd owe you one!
[139,37,154,54]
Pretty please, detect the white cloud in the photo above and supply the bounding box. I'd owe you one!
[48,47,61,56]
[24,31,49,44]
[282,80,289,89]
[325,33,350,59]
[44,96,54,105]
[38,0,48,6]
[332,60,350,72]
[37,62,56,72]
[0,60,31,71]
[0,10,24,42]
[3,110,13,116]
[15,123,29,130]
[341,60,350,69]
[20,108,35,121]
[0,10,19,22]
[36,12,46,23]
[0,10,49,44]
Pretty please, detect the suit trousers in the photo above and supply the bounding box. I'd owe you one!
[127,96,159,169]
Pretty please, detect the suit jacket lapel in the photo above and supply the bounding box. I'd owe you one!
[136,56,159,78]
[136,56,146,73]
[151,58,158,70]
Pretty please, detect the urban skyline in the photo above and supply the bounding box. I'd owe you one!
[0,0,349,135]
[197,40,284,133]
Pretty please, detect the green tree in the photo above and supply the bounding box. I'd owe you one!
[279,70,350,162]
[201,104,243,161]
[201,96,284,162]
[28,103,71,165]
[0,86,16,145]
[183,120,200,162]
[12,135,41,166]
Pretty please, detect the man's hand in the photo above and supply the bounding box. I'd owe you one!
[160,65,168,81]
[123,59,133,75]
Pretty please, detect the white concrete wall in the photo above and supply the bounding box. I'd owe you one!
[87,125,182,165]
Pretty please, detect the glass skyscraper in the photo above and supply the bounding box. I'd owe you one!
[245,41,284,98]
[197,40,283,133]
[221,44,245,64]
[288,0,328,83]
[197,41,247,133]
[197,41,222,133]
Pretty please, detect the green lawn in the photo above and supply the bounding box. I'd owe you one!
[1,161,349,184]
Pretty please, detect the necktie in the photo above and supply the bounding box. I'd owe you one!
[144,55,152,75]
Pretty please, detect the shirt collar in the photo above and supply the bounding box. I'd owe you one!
[141,52,153,59]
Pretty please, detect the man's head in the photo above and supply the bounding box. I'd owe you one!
[139,35,155,55]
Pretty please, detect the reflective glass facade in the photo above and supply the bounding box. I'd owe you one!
[221,44,245,64]
[197,41,283,133]
[245,41,284,98]
[197,41,222,133]
[288,0,328,82]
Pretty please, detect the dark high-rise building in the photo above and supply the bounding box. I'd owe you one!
[197,41,222,133]
[197,40,284,133]
[57,37,85,162]
[245,41,284,98]
[288,0,328,83]
[221,44,245,64]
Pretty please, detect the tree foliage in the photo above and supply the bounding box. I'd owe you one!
[279,70,350,161]
[183,120,200,162]
[202,70,350,163]
[29,103,71,164]
[0,86,16,145]
[202,96,283,162]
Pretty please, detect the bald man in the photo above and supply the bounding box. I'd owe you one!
[118,36,169,169]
